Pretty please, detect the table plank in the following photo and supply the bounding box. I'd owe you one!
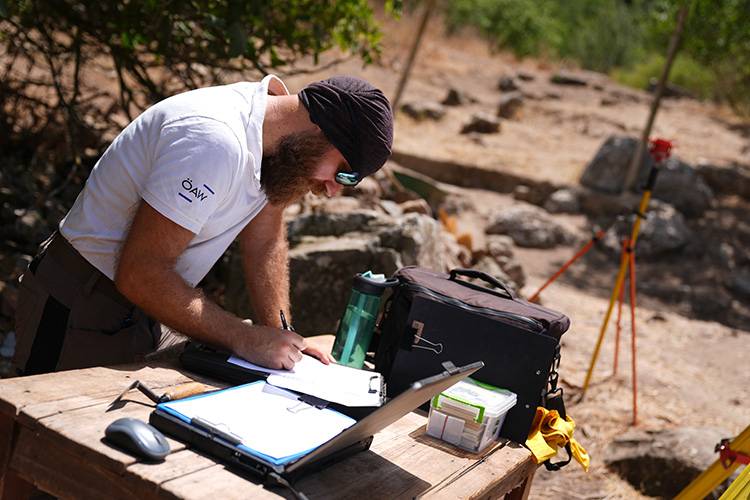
[419,442,536,499]
[0,363,205,418]
[127,450,218,490]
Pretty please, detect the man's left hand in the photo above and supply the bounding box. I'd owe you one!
[302,335,336,365]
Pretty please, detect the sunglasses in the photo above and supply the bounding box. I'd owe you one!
[335,171,362,187]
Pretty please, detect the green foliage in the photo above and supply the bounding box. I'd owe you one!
[612,53,716,99]
[550,0,641,72]
[444,0,555,57]
[444,0,644,72]
[443,0,750,116]
[0,0,396,217]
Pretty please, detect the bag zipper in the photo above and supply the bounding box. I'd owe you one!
[403,283,545,333]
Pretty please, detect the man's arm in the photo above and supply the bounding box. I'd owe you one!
[239,203,289,328]
[239,203,334,363]
[115,200,307,369]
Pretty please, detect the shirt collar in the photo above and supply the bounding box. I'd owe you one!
[250,75,289,189]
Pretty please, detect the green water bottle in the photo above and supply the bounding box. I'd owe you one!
[331,272,397,368]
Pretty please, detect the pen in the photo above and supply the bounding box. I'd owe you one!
[279,310,294,332]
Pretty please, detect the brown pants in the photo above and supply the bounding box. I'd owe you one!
[13,233,183,375]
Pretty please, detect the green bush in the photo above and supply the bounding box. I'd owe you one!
[445,0,643,72]
[612,53,717,99]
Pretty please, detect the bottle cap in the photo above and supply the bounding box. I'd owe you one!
[352,272,398,296]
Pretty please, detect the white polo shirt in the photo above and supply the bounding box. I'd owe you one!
[60,75,289,286]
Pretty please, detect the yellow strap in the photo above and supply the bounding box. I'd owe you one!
[525,407,590,472]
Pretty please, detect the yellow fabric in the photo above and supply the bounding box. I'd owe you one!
[525,407,590,472]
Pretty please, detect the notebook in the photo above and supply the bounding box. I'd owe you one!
[227,354,384,407]
[158,381,356,465]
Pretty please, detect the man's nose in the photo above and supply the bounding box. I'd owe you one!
[325,181,343,197]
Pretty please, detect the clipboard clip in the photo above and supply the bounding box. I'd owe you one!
[411,320,444,354]
[287,393,330,413]
[368,375,380,394]
[191,417,243,445]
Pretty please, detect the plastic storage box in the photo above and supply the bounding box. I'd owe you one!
[426,378,517,453]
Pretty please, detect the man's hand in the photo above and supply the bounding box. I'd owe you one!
[231,322,308,370]
[302,335,336,365]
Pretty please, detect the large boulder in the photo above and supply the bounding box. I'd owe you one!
[580,136,652,194]
[486,203,576,249]
[602,201,693,258]
[377,213,452,270]
[650,158,714,217]
[289,236,401,335]
[288,211,455,334]
[581,136,714,217]
[605,427,731,499]
[286,210,389,242]
[696,162,750,200]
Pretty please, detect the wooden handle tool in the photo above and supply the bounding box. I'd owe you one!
[108,381,211,411]
[159,382,209,402]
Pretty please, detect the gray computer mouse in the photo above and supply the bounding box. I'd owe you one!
[104,417,170,461]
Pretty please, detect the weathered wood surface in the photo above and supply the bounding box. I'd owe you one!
[0,362,535,499]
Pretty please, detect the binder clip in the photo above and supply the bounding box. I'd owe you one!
[411,321,444,354]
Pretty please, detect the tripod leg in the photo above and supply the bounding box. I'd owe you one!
[628,247,638,426]
[582,255,630,396]
[613,238,629,376]
[528,230,604,302]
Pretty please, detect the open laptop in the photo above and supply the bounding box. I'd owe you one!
[150,360,482,482]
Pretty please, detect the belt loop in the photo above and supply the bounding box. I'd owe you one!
[83,270,100,297]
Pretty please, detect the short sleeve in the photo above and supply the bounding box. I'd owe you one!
[142,117,241,234]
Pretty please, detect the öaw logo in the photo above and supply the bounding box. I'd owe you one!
[179,178,214,203]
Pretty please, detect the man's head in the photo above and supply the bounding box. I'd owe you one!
[260,76,393,206]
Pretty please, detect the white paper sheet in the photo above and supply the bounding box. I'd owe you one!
[227,354,383,407]
[161,382,355,464]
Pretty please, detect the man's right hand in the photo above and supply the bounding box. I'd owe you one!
[232,322,308,370]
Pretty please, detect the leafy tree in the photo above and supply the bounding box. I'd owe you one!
[0,0,397,162]
[0,0,397,237]
[646,0,750,115]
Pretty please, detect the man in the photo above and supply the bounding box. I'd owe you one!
[13,74,393,375]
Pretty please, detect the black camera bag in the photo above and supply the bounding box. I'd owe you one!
[373,267,571,444]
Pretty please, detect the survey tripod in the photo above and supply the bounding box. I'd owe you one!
[528,138,673,424]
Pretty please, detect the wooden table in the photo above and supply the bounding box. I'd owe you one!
[0,362,536,499]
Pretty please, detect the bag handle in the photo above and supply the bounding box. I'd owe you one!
[448,268,516,299]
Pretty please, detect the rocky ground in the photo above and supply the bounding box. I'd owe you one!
[1,9,749,499]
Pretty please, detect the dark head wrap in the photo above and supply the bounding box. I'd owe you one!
[298,76,393,178]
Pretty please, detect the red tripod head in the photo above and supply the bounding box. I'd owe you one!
[648,138,673,163]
